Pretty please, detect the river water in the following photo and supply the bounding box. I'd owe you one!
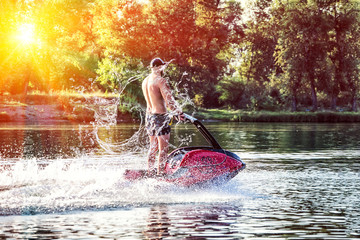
[0,122,359,239]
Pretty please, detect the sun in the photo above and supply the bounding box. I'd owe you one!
[136,0,149,4]
[15,23,36,46]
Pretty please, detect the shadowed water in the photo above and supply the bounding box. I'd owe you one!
[0,122,359,239]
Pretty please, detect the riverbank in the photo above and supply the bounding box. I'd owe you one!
[0,94,133,124]
[193,109,360,123]
[1,94,360,123]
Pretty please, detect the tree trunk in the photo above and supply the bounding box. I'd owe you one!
[310,77,317,111]
[352,94,358,112]
[22,64,31,102]
[291,94,297,112]
[331,95,337,111]
[23,73,30,96]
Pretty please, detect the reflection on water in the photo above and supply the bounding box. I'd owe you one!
[143,205,171,239]
[2,122,360,158]
[0,124,140,159]
[209,122,360,152]
[0,122,360,239]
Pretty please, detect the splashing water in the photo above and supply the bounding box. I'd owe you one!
[70,74,146,154]
[0,59,204,216]
[0,155,246,216]
[73,59,195,155]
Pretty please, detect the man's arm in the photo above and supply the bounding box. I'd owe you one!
[142,76,151,112]
[159,78,182,114]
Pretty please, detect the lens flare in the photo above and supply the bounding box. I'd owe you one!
[16,23,36,45]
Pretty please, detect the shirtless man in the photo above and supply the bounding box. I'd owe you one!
[142,58,184,176]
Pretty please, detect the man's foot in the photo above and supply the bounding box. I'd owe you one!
[155,172,167,178]
[145,168,157,178]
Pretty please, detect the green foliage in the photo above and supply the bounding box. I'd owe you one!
[239,111,360,123]
[222,0,360,112]
[90,0,244,107]
[240,0,277,84]
[272,0,360,111]
[2,0,360,113]
[96,56,147,110]
[193,94,204,108]
[217,74,245,109]
[193,108,360,122]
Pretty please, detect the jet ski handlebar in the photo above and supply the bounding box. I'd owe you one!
[183,113,197,123]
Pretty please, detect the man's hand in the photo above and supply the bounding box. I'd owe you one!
[174,112,185,122]
[178,112,185,122]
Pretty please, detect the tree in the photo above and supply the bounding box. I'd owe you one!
[326,0,360,111]
[37,0,99,91]
[91,0,244,107]
[0,0,32,94]
[0,0,100,95]
[275,0,332,111]
[241,0,276,85]
[96,55,147,108]
[220,0,279,110]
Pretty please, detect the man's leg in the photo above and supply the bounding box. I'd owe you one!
[157,133,170,175]
[147,135,158,175]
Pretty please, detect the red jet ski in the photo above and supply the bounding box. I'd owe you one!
[124,113,245,187]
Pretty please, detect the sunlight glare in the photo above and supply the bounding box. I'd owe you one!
[16,23,36,45]
[136,0,149,5]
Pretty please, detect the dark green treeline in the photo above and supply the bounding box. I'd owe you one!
[0,0,359,112]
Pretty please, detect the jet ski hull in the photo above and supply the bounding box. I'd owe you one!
[164,147,245,186]
[124,147,245,187]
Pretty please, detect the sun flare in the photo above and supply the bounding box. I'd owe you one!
[16,23,36,45]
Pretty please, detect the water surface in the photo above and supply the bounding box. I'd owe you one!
[0,122,359,239]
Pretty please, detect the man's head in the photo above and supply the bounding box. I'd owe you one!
[150,58,165,68]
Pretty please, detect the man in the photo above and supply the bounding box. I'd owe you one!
[142,58,184,176]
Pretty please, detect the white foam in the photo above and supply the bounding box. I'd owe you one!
[0,155,248,215]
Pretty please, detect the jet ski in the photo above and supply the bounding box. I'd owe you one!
[124,113,245,187]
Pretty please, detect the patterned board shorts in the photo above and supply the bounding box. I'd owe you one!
[145,113,171,136]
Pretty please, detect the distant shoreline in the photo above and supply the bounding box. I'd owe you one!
[2,105,360,124]
[193,109,360,123]
[0,94,133,124]
[1,94,360,124]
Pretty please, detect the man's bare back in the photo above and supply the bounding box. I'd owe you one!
[142,74,168,114]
